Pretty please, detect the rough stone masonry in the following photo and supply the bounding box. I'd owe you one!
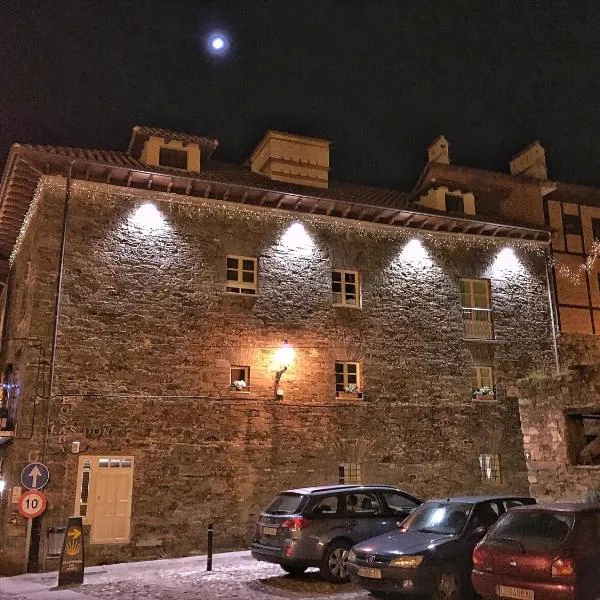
[0,175,555,573]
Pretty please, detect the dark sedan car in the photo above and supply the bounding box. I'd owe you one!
[251,484,421,582]
[472,503,600,600]
[347,495,535,600]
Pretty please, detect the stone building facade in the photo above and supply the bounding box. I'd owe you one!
[0,128,556,573]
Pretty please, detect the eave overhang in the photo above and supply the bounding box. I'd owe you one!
[0,147,551,287]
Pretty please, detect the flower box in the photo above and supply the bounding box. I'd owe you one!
[229,385,250,394]
[336,391,363,400]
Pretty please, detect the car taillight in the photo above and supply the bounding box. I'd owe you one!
[551,557,575,577]
[472,546,484,569]
[281,517,311,531]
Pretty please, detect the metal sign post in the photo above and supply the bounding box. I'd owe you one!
[18,490,48,573]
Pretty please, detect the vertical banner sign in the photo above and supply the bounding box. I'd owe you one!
[58,517,84,587]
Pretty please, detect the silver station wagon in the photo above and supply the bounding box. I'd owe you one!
[251,484,422,582]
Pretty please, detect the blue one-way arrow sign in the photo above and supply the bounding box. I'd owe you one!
[21,462,50,490]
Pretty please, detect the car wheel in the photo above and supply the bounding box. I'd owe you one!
[320,539,351,583]
[432,565,463,600]
[280,565,307,576]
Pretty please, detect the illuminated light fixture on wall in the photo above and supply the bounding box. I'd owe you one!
[0,478,5,495]
[398,238,433,268]
[273,340,295,399]
[129,203,168,233]
[491,247,525,276]
[280,222,315,256]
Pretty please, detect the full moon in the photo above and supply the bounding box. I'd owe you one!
[207,32,228,55]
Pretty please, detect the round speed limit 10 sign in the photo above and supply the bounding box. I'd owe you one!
[18,489,48,519]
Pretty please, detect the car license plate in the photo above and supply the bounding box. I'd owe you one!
[497,585,534,600]
[262,526,278,536]
[357,567,382,579]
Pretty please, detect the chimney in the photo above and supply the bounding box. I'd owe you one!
[249,130,330,189]
[427,135,450,164]
[510,141,547,179]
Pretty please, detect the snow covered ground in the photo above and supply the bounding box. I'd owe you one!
[0,551,371,600]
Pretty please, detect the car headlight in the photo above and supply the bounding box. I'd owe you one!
[389,555,424,568]
[346,550,356,563]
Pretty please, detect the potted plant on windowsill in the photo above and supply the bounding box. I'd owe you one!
[472,386,495,401]
[230,380,250,394]
[336,384,363,400]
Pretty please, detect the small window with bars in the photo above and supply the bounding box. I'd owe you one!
[472,366,495,399]
[230,366,250,391]
[226,256,257,295]
[479,454,501,483]
[339,463,362,485]
[335,361,361,394]
[78,460,91,517]
[332,270,361,307]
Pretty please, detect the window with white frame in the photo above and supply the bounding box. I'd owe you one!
[335,361,360,393]
[226,256,257,295]
[332,270,360,307]
[472,366,495,399]
[479,454,501,483]
[339,462,362,484]
[230,366,250,391]
[460,278,493,339]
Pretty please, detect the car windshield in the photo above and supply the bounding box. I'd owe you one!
[265,493,306,515]
[400,502,473,535]
[487,510,574,553]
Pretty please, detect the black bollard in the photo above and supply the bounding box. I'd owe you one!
[207,523,213,571]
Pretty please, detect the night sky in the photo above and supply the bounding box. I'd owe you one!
[2,1,600,190]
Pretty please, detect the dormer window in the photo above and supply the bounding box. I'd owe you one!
[159,147,188,170]
[445,193,464,213]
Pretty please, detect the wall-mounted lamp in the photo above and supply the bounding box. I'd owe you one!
[0,478,6,495]
[273,340,295,399]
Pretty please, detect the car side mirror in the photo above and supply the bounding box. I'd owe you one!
[470,526,487,540]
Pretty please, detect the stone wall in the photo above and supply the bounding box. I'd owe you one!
[518,365,600,502]
[557,332,600,367]
[0,176,557,572]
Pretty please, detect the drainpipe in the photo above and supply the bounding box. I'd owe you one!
[545,248,561,374]
[41,161,75,462]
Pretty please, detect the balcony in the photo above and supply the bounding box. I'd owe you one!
[462,308,494,340]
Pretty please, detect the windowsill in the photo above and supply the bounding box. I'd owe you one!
[336,392,364,400]
[229,389,251,395]
[463,337,500,343]
[572,464,600,470]
[472,397,497,403]
[224,291,257,298]
[333,303,362,310]
[0,430,15,446]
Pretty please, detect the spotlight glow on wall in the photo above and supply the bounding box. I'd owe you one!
[398,238,434,269]
[280,222,315,256]
[491,247,525,276]
[129,203,168,233]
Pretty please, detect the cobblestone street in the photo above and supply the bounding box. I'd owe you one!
[0,551,373,600]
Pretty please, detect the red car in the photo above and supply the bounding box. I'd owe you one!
[472,503,600,600]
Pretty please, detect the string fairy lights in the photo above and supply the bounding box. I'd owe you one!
[11,175,551,270]
[549,240,600,285]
